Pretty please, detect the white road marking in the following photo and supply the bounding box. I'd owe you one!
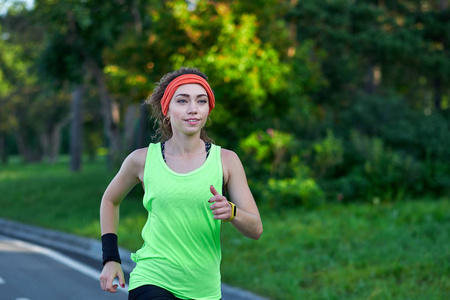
[0,276,5,284]
[7,239,128,294]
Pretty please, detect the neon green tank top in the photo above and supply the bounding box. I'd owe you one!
[129,142,223,299]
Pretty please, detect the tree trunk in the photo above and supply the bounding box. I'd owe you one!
[138,103,151,147]
[15,125,42,163]
[365,65,374,94]
[124,104,138,154]
[70,85,83,172]
[39,116,70,164]
[0,134,7,164]
[15,128,29,162]
[40,131,50,162]
[49,123,62,163]
[433,78,442,112]
[50,117,70,164]
[84,55,121,168]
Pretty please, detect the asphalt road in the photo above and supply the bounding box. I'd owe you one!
[0,218,269,300]
[0,235,127,300]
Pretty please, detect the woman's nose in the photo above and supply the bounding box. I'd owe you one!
[187,101,198,113]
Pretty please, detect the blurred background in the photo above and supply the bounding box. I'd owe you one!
[0,0,449,299]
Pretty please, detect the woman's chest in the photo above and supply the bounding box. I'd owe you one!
[164,153,207,174]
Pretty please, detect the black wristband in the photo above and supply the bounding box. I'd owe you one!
[101,233,122,265]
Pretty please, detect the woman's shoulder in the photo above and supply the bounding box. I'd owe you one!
[220,148,242,166]
[130,146,149,158]
[220,148,247,184]
[220,147,237,157]
[123,147,149,168]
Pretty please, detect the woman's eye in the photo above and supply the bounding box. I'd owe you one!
[198,99,208,104]
[177,99,188,103]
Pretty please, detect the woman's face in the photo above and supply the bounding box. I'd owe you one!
[167,83,210,137]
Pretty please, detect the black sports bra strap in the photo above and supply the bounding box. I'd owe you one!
[161,142,211,163]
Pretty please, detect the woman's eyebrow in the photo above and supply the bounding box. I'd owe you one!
[175,93,208,98]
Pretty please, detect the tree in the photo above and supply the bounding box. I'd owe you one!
[31,0,140,167]
[0,10,71,163]
[162,0,291,147]
[70,85,83,171]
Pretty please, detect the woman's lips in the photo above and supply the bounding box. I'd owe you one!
[185,118,200,125]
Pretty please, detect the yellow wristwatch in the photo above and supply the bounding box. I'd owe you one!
[224,201,236,222]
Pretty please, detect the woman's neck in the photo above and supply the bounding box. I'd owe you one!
[165,133,204,157]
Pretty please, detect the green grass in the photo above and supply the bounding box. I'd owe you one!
[1,158,449,299]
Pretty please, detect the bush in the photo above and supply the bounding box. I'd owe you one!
[265,176,325,209]
[334,94,450,201]
[311,129,344,178]
[240,130,325,208]
[337,130,424,201]
[240,129,295,179]
[264,158,325,209]
[238,94,450,206]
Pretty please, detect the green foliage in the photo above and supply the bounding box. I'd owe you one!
[166,0,291,147]
[240,129,325,208]
[38,33,84,84]
[265,173,325,209]
[240,129,293,176]
[335,94,450,200]
[0,15,73,162]
[311,129,344,178]
[339,130,422,201]
[171,10,287,106]
[1,0,449,203]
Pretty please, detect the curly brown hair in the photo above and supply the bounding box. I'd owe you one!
[146,67,214,143]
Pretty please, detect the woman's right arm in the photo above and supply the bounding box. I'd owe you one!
[100,149,145,234]
[99,148,146,293]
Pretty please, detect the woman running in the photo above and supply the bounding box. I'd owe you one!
[99,67,263,300]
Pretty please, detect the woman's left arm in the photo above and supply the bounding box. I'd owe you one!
[209,149,263,240]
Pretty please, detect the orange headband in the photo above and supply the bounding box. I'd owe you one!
[161,74,215,116]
